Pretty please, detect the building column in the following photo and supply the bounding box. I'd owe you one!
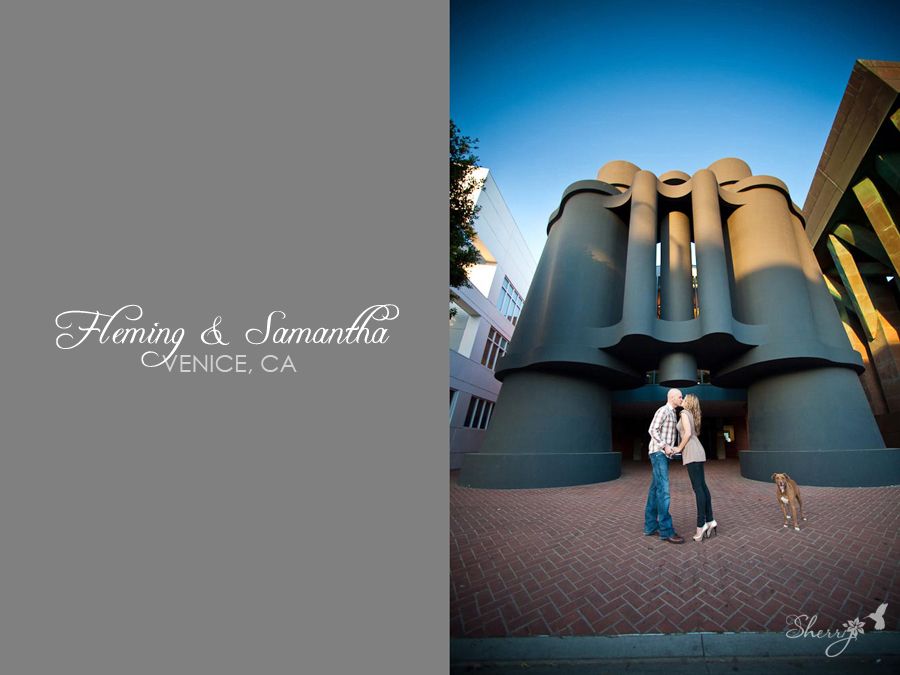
[691,169,733,334]
[658,210,697,385]
[621,170,659,335]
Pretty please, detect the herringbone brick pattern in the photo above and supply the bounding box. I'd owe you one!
[450,459,899,637]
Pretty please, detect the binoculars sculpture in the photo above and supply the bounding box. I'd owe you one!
[459,159,899,488]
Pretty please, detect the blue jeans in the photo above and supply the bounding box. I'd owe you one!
[644,451,674,538]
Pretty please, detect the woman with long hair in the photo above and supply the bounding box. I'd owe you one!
[674,394,717,541]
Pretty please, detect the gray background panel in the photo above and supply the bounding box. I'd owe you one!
[0,1,447,673]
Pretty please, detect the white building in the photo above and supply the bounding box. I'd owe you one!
[450,168,537,469]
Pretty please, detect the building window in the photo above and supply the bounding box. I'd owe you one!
[656,275,662,318]
[450,300,481,358]
[450,389,459,421]
[463,396,495,430]
[481,327,509,371]
[692,271,699,318]
[497,277,524,325]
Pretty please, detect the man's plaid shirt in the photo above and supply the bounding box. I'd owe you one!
[648,404,677,455]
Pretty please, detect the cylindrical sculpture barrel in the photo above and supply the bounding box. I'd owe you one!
[458,188,627,488]
[458,371,615,488]
[727,183,889,485]
[742,369,892,486]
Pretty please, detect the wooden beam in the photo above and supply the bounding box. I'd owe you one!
[827,234,880,341]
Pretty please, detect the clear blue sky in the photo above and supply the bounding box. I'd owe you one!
[451,0,900,260]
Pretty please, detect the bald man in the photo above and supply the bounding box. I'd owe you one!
[643,388,685,544]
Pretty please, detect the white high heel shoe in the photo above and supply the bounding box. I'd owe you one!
[692,523,709,542]
[705,520,718,538]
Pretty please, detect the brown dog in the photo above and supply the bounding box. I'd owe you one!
[772,473,806,531]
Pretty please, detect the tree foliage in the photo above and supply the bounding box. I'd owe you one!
[450,120,483,291]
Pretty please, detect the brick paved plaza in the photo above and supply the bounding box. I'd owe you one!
[450,458,899,637]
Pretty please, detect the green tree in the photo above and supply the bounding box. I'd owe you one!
[450,120,484,293]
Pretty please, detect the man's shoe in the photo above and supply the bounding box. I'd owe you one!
[643,530,659,536]
[663,535,685,544]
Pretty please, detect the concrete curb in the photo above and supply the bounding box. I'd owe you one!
[451,631,900,663]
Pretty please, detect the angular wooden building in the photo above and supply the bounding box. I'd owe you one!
[804,60,900,451]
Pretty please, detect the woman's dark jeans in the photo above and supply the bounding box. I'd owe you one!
[686,461,714,527]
